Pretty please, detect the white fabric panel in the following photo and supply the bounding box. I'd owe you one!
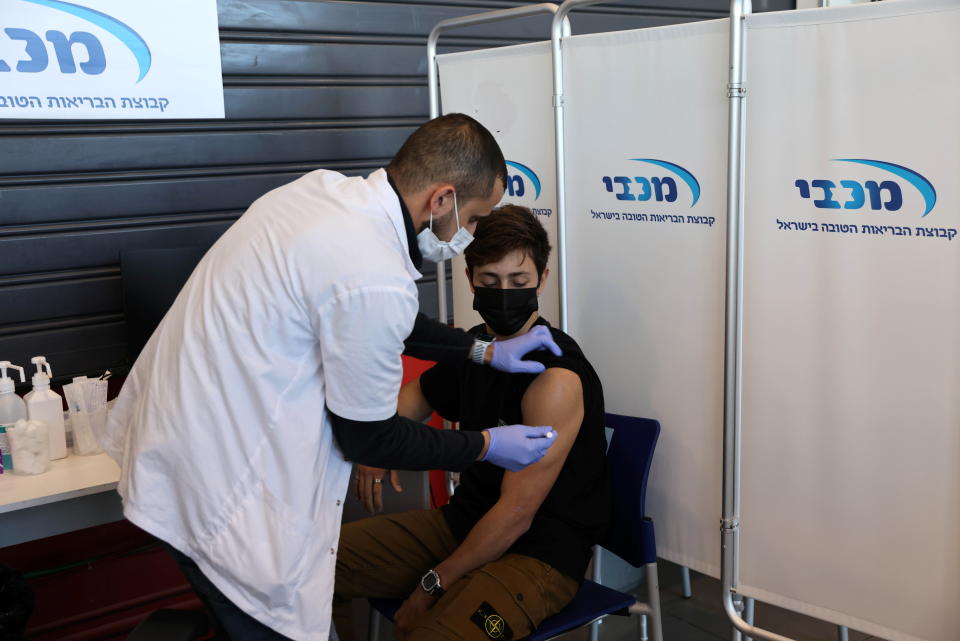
[741,2,960,640]
[437,43,559,330]
[562,20,730,578]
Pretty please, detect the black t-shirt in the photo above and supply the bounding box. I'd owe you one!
[419,318,612,581]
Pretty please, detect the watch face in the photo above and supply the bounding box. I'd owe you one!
[422,571,439,592]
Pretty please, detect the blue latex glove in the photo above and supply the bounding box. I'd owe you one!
[489,325,562,374]
[481,424,556,471]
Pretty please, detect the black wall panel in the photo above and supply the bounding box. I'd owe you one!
[0,0,791,382]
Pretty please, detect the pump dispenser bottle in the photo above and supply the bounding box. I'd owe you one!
[0,361,27,471]
[24,356,67,460]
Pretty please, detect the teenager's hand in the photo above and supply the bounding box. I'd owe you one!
[394,586,439,641]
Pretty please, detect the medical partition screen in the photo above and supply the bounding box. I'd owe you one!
[562,20,730,578]
[740,2,960,640]
[437,43,559,330]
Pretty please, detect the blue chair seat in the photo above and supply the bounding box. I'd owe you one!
[528,579,635,641]
[369,579,634,641]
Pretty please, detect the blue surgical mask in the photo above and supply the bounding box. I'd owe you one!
[417,192,474,262]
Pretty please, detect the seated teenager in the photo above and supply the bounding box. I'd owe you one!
[332,205,612,641]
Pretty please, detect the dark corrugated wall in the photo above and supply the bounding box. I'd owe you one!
[0,0,791,382]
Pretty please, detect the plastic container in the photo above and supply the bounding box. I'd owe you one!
[63,376,106,456]
[8,419,50,475]
[0,361,27,473]
[24,356,67,460]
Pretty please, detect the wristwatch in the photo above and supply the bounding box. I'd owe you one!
[420,568,445,597]
[471,337,493,365]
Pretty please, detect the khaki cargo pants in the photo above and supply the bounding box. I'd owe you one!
[333,509,578,641]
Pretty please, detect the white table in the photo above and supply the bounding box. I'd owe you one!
[0,450,123,547]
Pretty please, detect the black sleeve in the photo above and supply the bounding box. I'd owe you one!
[328,408,483,471]
[403,312,474,364]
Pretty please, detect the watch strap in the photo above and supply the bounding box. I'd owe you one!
[471,338,492,365]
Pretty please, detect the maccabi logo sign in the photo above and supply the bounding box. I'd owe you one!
[602,159,701,207]
[794,159,936,217]
[1,0,152,83]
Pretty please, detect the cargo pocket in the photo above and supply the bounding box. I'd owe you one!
[493,555,559,625]
[537,565,579,619]
[469,558,552,637]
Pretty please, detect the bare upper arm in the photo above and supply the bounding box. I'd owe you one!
[397,378,434,423]
[499,367,584,519]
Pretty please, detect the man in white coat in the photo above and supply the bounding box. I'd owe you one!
[101,114,560,640]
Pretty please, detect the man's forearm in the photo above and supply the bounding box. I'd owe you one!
[434,502,532,587]
[329,410,488,471]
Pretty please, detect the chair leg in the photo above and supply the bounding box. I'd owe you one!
[837,626,849,641]
[367,605,381,641]
[644,562,664,641]
[589,547,603,641]
[681,566,692,598]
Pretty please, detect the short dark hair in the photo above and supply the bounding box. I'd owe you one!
[464,205,551,276]
[388,114,508,202]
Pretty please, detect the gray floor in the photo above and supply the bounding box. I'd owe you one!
[550,561,886,641]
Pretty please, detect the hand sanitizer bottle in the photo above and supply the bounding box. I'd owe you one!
[0,361,27,472]
[24,356,67,460]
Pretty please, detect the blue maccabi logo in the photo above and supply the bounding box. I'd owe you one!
[794,159,937,217]
[1,0,152,82]
[505,161,541,200]
[602,159,701,207]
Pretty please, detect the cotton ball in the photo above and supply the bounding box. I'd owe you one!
[9,419,50,475]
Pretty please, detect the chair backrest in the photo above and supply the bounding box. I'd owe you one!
[600,413,660,568]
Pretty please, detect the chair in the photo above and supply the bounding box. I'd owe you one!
[368,413,663,641]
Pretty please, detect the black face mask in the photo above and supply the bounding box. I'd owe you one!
[472,286,539,337]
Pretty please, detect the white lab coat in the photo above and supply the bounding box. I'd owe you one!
[100,169,421,640]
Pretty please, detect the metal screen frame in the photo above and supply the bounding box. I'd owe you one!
[719,2,798,641]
